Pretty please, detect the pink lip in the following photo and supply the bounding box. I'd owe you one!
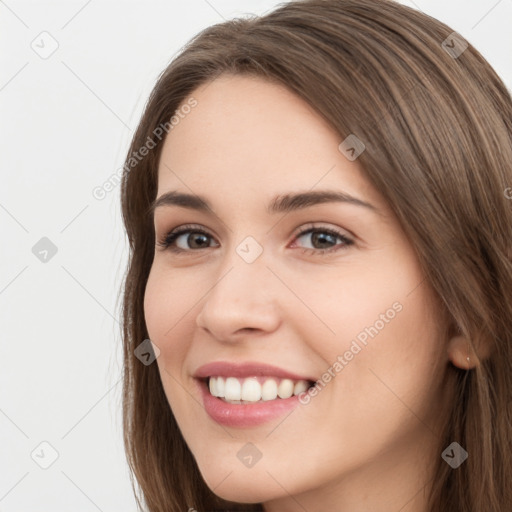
[196,379,305,428]
[193,361,316,428]
[194,361,316,382]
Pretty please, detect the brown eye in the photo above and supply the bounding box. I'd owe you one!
[156,224,218,252]
[291,226,354,255]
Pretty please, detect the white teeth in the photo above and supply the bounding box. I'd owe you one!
[293,380,309,395]
[207,376,311,402]
[261,379,278,401]
[208,377,217,396]
[277,378,294,399]
[224,377,241,400]
[216,376,225,397]
[241,378,261,402]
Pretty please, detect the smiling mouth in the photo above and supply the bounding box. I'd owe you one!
[204,376,315,404]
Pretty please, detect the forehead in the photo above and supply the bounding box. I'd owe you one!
[156,74,380,209]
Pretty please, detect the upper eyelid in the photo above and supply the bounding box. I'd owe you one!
[292,223,351,237]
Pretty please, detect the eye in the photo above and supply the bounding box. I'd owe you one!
[156,224,218,253]
[156,223,354,255]
[290,224,354,255]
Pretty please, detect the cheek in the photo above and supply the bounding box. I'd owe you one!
[144,265,190,339]
[326,284,446,431]
[143,265,202,377]
[293,252,444,407]
[143,268,195,417]
[286,264,410,355]
[143,268,167,341]
[143,268,183,372]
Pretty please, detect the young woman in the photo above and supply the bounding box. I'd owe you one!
[119,1,512,510]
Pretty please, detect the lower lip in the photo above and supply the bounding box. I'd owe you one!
[197,379,303,427]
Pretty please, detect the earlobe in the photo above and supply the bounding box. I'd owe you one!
[447,335,480,370]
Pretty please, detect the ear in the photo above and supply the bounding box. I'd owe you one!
[447,334,482,370]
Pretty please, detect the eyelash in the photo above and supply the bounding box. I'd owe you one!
[156,223,354,256]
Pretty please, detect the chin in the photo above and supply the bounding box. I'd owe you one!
[197,461,282,504]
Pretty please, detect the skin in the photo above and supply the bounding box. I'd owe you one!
[143,73,463,512]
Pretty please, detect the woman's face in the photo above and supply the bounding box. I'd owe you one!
[144,74,451,510]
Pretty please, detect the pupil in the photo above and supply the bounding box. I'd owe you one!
[190,233,208,248]
[313,232,335,248]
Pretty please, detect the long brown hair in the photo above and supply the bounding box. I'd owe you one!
[119,1,512,510]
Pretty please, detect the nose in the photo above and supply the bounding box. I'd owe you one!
[195,251,281,343]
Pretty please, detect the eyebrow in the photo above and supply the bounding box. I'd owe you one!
[149,189,380,216]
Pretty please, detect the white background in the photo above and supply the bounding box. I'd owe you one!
[1,0,511,510]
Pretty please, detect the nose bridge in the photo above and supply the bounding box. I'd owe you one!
[196,236,280,338]
[214,233,270,299]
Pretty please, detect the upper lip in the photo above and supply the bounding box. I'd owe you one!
[194,361,316,382]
